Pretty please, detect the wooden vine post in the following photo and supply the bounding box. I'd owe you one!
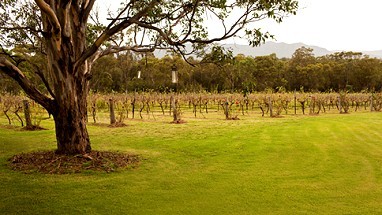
[91,102,97,123]
[268,96,273,117]
[109,98,116,124]
[338,95,342,113]
[224,100,230,120]
[370,94,374,112]
[294,90,297,115]
[170,95,181,123]
[170,64,181,123]
[171,96,177,122]
[23,100,32,128]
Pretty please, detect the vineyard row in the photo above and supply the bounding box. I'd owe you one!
[1,92,381,126]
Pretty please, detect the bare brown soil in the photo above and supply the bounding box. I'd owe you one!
[8,151,140,174]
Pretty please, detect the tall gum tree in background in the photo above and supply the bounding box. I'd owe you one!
[0,0,298,155]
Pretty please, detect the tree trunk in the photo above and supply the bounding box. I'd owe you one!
[41,6,92,155]
[52,69,92,154]
[53,95,91,155]
[54,114,91,155]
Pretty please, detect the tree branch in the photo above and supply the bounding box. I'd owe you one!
[0,57,55,113]
[0,45,24,66]
[81,0,96,23]
[90,45,156,65]
[180,1,200,42]
[75,0,160,72]
[30,63,56,100]
[34,0,61,34]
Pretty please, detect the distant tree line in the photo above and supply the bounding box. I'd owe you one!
[2,46,382,94]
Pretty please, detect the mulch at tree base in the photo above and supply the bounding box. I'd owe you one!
[8,151,140,174]
[108,122,128,127]
[0,124,46,131]
[226,116,240,120]
[21,125,47,131]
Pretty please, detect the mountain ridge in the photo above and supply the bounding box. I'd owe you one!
[220,41,331,58]
[155,42,382,59]
[220,41,382,59]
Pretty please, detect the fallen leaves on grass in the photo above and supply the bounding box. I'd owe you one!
[9,151,140,174]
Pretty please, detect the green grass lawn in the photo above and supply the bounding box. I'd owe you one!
[1,112,382,214]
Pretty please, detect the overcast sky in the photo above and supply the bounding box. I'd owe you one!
[253,0,382,51]
[98,0,382,52]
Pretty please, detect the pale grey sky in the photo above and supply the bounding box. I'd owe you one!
[255,0,382,51]
[97,0,382,52]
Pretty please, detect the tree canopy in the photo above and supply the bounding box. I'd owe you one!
[86,48,382,93]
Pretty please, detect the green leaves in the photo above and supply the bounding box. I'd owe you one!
[0,0,43,53]
[201,45,234,65]
[245,29,274,47]
[86,23,107,47]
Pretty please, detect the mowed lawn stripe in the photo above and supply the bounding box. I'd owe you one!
[0,113,382,214]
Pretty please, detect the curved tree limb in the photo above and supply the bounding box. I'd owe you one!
[81,0,96,23]
[75,0,160,72]
[0,57,55,113]
[34,0,63,53]
[31,64,56,100]
[34,0,61,34]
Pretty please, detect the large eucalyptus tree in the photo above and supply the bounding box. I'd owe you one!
[0,0,298,155]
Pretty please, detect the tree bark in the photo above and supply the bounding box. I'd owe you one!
[53,92,91,155]
[54,112,91,155]
[50,64,91,154]
[38,3,92,155]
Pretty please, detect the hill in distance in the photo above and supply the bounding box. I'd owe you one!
[155,41,382,59]
[220,41,331,58]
